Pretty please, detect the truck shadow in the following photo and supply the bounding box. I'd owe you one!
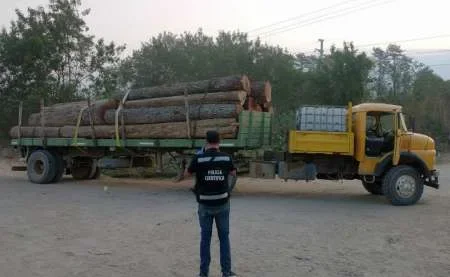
[231,190,388,206]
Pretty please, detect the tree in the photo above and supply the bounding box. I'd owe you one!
[403,68,450,146]
[0,0,124,137]
[302,42,373,105]
[370,44,425,99]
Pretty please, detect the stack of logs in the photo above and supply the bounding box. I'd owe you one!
[9,75,272,139]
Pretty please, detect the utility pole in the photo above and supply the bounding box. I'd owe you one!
[316,39,324,70]
[318,39,324,59]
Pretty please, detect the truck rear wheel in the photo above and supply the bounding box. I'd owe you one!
[382,165,424,206]
[362,180,383,195]
[27,150,57,184]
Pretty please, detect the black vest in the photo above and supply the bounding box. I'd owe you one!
[192,149,234,206]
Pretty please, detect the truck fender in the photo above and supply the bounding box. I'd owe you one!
[374,152,429,177]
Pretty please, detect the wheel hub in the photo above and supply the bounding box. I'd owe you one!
[34,160,44,175]
[395,175,416,198]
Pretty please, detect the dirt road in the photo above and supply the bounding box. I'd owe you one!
[0,161,449,277]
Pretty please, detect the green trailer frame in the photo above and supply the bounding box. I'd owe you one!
[10,111,273,150]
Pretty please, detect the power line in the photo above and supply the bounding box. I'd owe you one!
[298,41,450,57]
[428,64,450,67]
[247,0,360,34]
[407,50,450,56]
[252,0,384,38]
[255,0,394,39]
[356,34,450,48]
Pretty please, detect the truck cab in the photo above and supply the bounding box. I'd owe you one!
[352,103,438,189]
[267,102,439,206]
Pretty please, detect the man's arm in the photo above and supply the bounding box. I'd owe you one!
[184,156,197,178]
[230,169,237,176]
[229,156,237,176]
[184,168,193,178]
[175,158,196,182]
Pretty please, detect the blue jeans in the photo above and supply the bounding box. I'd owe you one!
[198,202,231,276]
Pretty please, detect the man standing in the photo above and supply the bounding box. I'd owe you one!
[185,130,238,277]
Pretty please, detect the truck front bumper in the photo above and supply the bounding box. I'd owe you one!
[425,170,439,189]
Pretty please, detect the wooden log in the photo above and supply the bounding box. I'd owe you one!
[253,104,263,112]
[9,126,60,138]
[104,104,243,125]
[124,91,247,109]
[117,75,251,100]
[250,81,272,105]
[27,99,118,127]
[59,118,238,139]
[263,102,274,113]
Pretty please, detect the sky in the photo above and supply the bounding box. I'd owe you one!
[1,0,450,78]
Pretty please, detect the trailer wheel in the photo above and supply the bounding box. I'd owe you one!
[51,152,65,183]
[88,162,101,180]
[362,180,383,195]
[71,157,92,180]
[27,150,57,184]
[382,165,424,206]
[71,166,91,180]
[91,167,101,179]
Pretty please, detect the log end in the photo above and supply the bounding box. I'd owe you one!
[264,81,272,103]
[241,75,251,94]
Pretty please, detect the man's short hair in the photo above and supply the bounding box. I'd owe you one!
[206,130,220,144]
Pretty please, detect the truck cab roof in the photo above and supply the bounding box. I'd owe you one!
[352,103,402,113]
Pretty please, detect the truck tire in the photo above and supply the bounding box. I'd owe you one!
[362,180,383,195]
[51,152,65,183]
[382,165,424,206]
[27,150,57,184]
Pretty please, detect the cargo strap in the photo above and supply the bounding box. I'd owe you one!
[115,91,130,147]
[184,89,191,139]
[39,99,46,146]
[17,101,23,146]
[86,98,97,144]
[72,105,89,146]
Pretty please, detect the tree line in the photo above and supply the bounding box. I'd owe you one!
[1,0,449,150]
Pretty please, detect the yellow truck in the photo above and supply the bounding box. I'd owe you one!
[254,102,439,206]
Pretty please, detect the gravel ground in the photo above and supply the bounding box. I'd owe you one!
[0,159,449,277]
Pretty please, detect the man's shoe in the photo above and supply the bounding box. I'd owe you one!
[223,272,237,277]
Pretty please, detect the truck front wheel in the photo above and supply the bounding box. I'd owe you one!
[382,165,424,206]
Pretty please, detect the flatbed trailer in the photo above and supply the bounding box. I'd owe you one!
[10,111,273,183]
